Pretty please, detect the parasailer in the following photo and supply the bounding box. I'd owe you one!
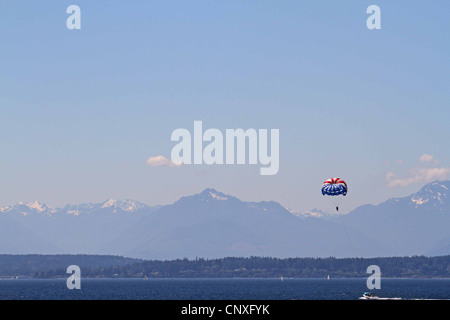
[321,178,348,211]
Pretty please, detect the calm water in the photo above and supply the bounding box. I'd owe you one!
[0,278,448,300]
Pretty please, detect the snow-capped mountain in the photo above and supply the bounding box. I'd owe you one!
[0,201,56,216]
[372,181,449,212]
[176,188,295,215]
[291,208,335,219]
[0,199,159,254]
[408,181,448,210]
[62,199,150,215]
[196,188,231,201]
[0,199,152,216]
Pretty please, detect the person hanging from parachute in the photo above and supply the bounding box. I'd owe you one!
[321,178,348,212]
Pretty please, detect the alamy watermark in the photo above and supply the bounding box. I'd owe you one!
[170,121,280,175]
[367,5,381,30]
[366,265,381,290]
[66,265,81,290]
[66,4,380,31]
[66,5,81,30]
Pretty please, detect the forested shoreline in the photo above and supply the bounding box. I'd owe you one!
[0,255,448,279]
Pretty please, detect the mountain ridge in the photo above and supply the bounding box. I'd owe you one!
[0,181,448,258]
[0,198,154,216]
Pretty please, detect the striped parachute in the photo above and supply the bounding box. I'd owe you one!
[321,178,348,196]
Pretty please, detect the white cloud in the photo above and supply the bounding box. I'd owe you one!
[386,167,450,187]
[419,154,438,164]
[386,154,448,187]
[146,155,182,168]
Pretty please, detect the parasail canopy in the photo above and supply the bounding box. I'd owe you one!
[321,178,348,196]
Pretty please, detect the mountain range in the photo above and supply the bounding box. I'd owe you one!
[0,181,448,259]
[0,199,158,254]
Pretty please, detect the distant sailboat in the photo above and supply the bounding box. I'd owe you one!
[281,276,284,282]
[327,275,330,280]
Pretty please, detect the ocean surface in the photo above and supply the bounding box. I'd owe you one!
[0,278,448,300]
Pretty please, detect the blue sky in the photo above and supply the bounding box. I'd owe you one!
[1,1,449,212]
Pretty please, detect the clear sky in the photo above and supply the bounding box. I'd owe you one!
[1,1,449,213]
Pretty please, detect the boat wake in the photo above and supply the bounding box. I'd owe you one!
[359,297,403,300]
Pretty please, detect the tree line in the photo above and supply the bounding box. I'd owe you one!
[0,255,448,279]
